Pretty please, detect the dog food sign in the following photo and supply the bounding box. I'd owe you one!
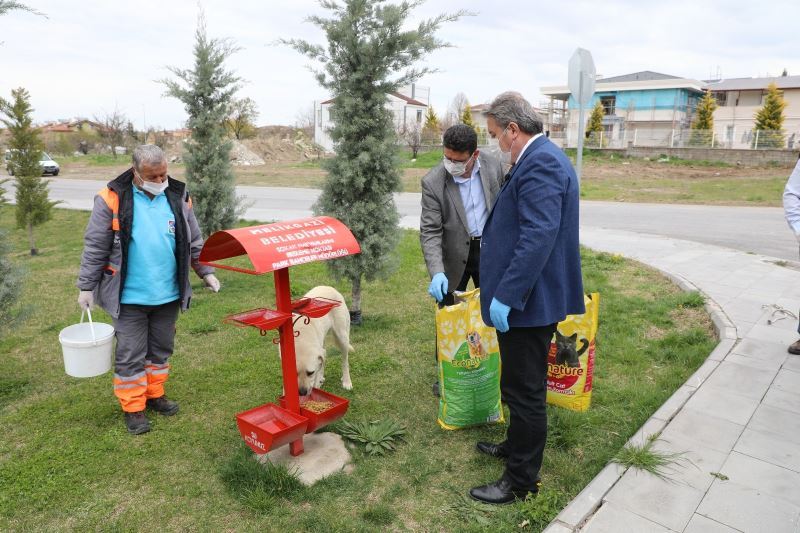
[199,216,361,274]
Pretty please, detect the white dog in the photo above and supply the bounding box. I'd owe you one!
[281,285,353,396]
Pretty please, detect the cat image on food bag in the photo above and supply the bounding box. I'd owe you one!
[554,331,588,368]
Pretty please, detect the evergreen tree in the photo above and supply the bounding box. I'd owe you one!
[0,88,56,255]
[162,12,243,236]
[460,102,476,131]
[753,82,787,148]
[586,100,604,145]
[0,150,20,333]
[0,1,43,17]
[285,0,465,320]
[690,90,716,146]
[422,105,440,146]
[424,105,439,131]
[0,229,24,333]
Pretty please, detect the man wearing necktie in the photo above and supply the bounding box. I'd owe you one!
[420,124,504,395]
[470,92,585,504]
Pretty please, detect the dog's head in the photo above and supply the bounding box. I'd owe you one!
[296,347,324,396]
[467,331,481,347]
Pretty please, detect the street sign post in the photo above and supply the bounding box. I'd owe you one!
[568,48,596,183]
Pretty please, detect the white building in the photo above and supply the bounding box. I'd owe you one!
[314,85,429,153]
[707,75,800,149]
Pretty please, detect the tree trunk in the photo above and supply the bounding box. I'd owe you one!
[349,276,363,326]
[27,221,37,255]
[351,275,362,312]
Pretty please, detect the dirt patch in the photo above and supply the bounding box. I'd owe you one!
[584,159,779,181]
[242,126,322,163]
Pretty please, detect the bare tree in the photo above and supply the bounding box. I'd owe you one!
[225,97,259,140]
[295,104,316,138]
[444,92,469,129]
[399,121,423,159]
[94,107,128,158]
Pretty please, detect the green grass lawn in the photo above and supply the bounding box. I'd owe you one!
[0,206,716,531]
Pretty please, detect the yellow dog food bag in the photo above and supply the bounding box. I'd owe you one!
[436,289,505,429]
[546,293,600,412]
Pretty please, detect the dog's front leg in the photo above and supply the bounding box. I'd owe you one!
[316,356,326,389]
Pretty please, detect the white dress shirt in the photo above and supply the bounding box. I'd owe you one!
[452,157,488,237]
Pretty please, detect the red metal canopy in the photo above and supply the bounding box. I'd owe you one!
[199,216,361,275]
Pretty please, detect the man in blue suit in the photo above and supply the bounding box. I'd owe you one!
[469,92,585,504]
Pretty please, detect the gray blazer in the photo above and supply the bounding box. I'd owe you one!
[419,152,504,290]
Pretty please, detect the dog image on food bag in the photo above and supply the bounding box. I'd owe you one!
[279,286,354,396]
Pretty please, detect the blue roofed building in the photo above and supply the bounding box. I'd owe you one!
[540,71,706,148]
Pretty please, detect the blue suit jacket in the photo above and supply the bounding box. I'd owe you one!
[480,135,585,328]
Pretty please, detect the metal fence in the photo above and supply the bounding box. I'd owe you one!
[551,129,798,150]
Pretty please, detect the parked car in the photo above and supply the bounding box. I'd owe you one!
[4,149,60,176]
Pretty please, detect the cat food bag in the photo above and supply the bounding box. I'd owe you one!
[436,289,505,429]
[546,293,600,412]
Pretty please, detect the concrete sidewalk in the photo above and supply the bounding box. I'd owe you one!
[547,228,800,533]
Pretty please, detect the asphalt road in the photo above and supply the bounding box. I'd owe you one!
[4,177,797,262]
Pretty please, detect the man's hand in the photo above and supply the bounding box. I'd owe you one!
[203,274,220,293]
[77,290,94,310]
[428,272,448,302]
[490,297,511,333]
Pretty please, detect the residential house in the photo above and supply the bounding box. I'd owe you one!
[706,75,800,149]
[314,85,429,152]
[540,71,705,148]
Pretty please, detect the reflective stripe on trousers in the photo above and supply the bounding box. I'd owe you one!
[113,372,148,412]
[145,362,170,400]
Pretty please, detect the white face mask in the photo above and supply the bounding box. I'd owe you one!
[443,153,474,177]
[137,174,168,195]
[498,126,515,166]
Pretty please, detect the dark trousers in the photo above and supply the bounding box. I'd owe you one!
[498,323,557,490]
[112,300,180,412]
[455,238,481,291]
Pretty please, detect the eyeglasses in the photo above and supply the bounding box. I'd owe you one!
[443,153,474,164]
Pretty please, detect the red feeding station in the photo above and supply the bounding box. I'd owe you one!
[199,216,361,456]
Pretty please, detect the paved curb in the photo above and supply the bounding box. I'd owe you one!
[543,255,740,533]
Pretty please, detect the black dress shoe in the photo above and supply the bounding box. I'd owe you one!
[476,441,508,459]
[469,477,536,505]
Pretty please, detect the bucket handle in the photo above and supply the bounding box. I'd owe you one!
[80,308,98,344]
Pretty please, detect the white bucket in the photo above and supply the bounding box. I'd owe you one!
[59,309,115,378]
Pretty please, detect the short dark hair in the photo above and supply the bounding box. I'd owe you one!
[443,124,478,154]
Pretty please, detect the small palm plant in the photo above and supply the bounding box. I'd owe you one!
[338,419,407,456]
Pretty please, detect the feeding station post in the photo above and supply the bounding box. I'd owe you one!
[199,216,360,457]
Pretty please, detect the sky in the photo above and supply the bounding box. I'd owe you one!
[2,0,800,130]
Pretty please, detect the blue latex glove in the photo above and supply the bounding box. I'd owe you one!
[428,272,448,302]
[490,297,511,333]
